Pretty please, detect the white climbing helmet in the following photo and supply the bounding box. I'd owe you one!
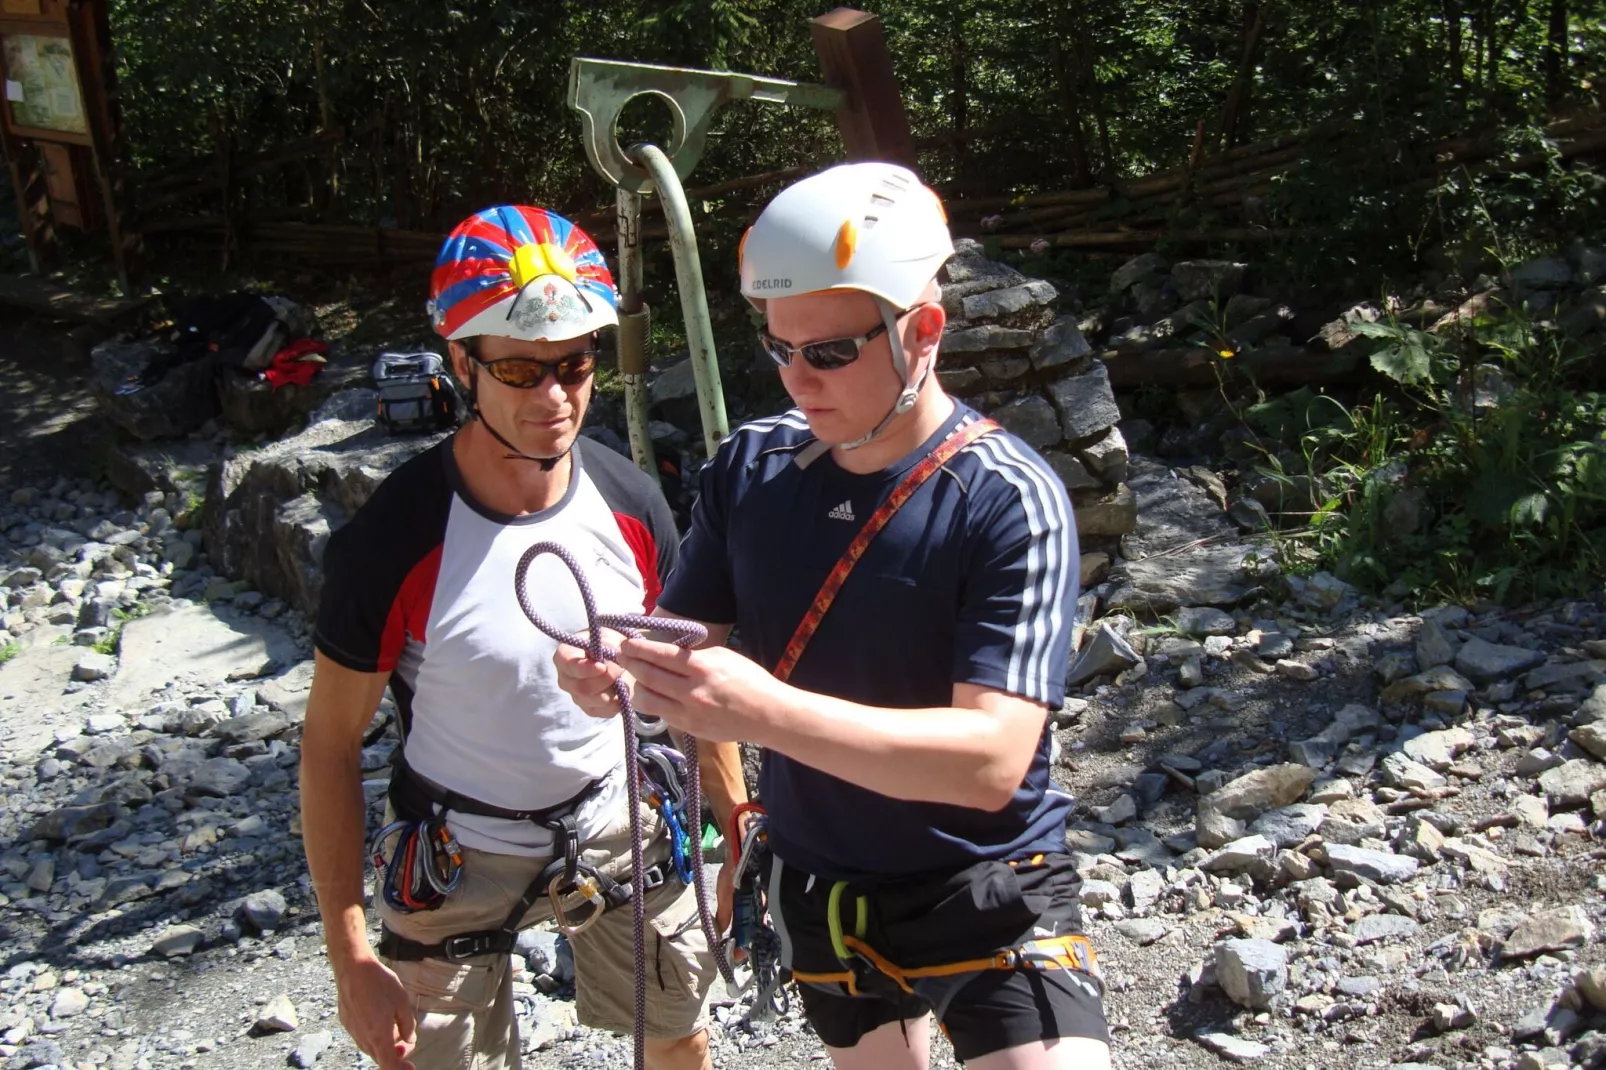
[738,162,954,311]
[739,163,954,450]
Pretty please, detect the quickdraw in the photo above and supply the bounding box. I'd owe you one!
[370,815,464,913]
[639,743,696,886]
[727,802,789,1018]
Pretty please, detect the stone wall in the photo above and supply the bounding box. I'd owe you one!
[201,391,445,617]
[937,239,1135,559]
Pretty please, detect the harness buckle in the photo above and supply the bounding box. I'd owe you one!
[641,864,666,891]
[441,934,498,962]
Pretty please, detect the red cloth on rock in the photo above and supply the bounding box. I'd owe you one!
[264,338,329,389]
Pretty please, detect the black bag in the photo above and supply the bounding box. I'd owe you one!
[372,351,463,434]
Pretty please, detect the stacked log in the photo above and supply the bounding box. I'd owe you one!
[137,107,1605,265]
[941,108,1606,250]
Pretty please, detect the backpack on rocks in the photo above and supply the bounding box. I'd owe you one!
[372,352,463,434]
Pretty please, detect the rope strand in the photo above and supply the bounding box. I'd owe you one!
[514,541,736,1070]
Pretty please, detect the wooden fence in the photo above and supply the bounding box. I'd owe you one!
[135,106,1606,269]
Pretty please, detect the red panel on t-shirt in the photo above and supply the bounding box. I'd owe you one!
[612,511,661,611]
[378,543,443,671]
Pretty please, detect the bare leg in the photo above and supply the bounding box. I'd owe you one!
[825,1015,932,1070]
[644,1029,711,1070]
[965,1037,1112,1070]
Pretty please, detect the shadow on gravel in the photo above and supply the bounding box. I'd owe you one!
[0,313,111,485]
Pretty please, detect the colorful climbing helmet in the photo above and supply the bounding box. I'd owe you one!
[428,206,618,342]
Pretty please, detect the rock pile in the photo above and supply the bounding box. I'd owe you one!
[1056,581,1606,1067]
[937,239,1135,554]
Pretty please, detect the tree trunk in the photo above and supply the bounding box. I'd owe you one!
[1048,37,1093,186]
[950,12,970,182]
[1486,0,1502,99]
[1219,2,1268,149]
[313,0,336,215]
[1545,0,1569,109]
[1469,0,1485,94]
[1071,2,1113,176]
[1445,0,1465,94]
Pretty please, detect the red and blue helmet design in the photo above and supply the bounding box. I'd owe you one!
[428,205,618,341]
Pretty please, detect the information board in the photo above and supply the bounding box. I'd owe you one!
[1,32,84,135]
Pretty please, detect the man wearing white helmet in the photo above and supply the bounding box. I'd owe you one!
[302,207,738,1070]
[555,167,1111,1069]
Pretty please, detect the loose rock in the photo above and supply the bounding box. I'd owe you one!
[1215,939,1288,1010]
[255,994,299,1033]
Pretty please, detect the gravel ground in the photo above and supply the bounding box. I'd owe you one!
[1,315,1605,1070]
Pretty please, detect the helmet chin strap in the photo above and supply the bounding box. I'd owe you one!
[840,298,928,452]
[466,365,569,472]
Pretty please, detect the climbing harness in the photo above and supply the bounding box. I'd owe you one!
[787,854,1101,1016]
[727,802,789,1018]
[372,753,638,960]
[512,541,736,1070]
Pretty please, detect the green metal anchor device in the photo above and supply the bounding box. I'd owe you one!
[565,57,847,481]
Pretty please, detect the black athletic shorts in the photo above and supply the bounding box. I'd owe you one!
[770,852,1109,1061]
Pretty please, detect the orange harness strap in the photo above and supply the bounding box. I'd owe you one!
[794,934,1100,998]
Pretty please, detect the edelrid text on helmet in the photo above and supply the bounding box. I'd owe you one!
[739,162,953,311]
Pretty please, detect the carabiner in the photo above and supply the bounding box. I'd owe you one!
[550,872,607,936]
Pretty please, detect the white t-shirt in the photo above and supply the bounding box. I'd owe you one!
[315,436,679,854]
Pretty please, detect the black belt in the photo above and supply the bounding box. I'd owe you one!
[377,859,672,962]
[388,752,598,826]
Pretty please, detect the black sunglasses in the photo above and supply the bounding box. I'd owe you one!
[470,350,597,389]
[758,321,890,371]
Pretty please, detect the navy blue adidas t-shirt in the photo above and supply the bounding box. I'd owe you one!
[658,403,1080,881]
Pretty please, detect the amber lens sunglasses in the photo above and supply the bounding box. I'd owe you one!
[471,351,597,389]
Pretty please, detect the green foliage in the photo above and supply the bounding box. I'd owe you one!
[1262,305,1606,604]
[93,625,122,655]
[1351,321,1440,385]
[0,640,21,664]
[89,603,157,657]
[106,0,1606,244]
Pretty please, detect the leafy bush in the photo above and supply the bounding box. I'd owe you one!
[1265,305,1606,603]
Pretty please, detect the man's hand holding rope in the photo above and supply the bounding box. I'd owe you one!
[557,637,783,744]
[553,634,758,931]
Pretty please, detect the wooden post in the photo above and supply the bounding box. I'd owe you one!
[810,8,917,170]
[68,0,141,292]
[2,136,56,272]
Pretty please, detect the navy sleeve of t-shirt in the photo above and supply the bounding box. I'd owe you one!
[658,435,739,625]
[950,438,1080,708]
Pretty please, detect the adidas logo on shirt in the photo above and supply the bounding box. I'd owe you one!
[827,500,856,521]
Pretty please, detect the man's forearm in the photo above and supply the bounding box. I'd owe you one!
[300,750,375,971]
[749,688,1041,812]
[699,740,748,837]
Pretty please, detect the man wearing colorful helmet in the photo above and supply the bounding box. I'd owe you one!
[301,206,740,1070]
[555,164,1112,1069]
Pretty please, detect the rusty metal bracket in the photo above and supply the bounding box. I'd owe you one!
[568,58,843,193]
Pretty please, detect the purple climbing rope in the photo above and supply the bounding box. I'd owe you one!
[513,541,736,1070]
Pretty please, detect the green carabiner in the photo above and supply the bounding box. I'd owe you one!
[826,880,868,962]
